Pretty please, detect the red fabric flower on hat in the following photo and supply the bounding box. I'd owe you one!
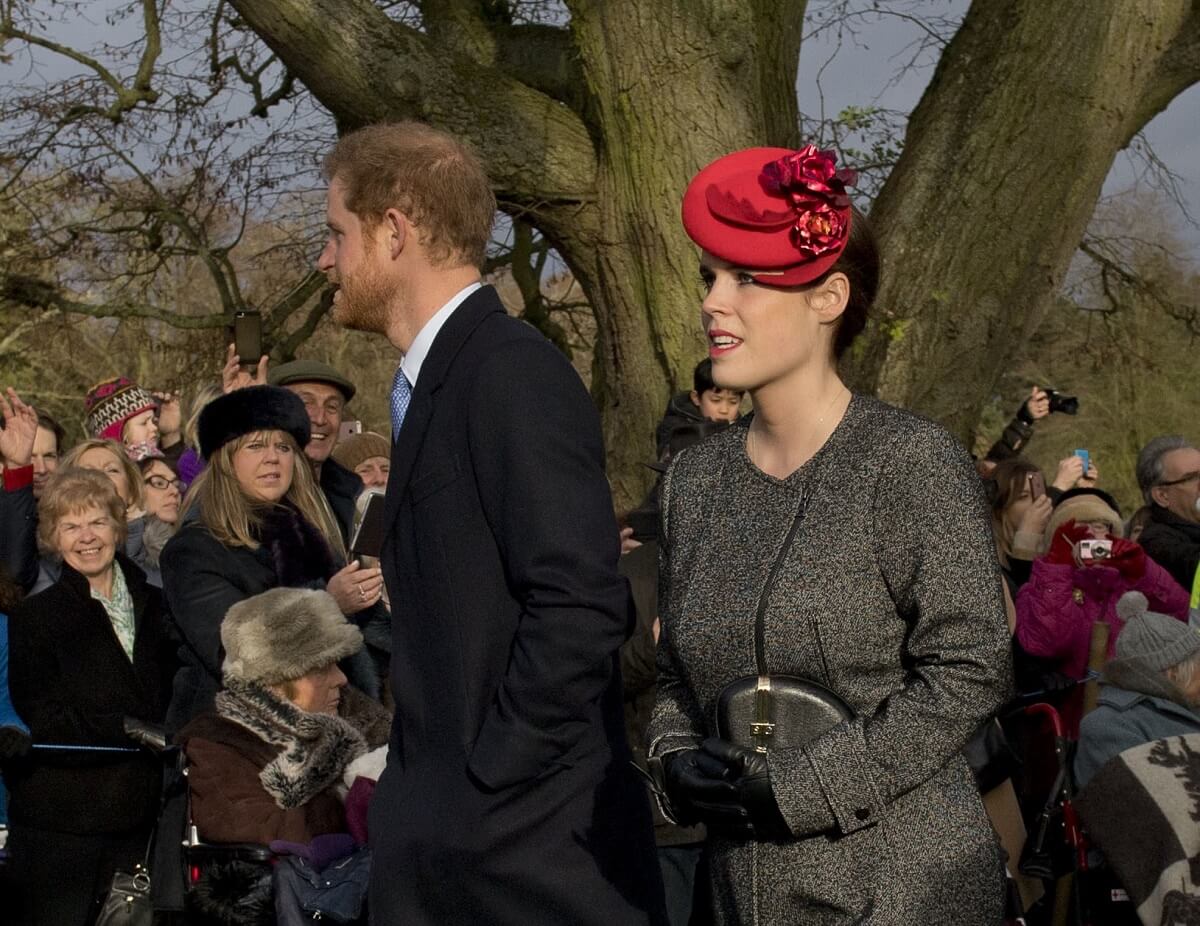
[759,145,856,259]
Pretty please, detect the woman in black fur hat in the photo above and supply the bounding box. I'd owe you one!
[159,386,384,730]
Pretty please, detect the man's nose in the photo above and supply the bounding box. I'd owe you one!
[317,241,334,272]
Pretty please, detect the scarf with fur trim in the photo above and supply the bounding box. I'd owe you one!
[252,502,339,588]
[215,678,367,810]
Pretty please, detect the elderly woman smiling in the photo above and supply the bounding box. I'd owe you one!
[6,467,176,926]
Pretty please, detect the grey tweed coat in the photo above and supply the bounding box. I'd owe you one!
[649,396,1012,925]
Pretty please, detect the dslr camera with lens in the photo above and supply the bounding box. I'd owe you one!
[1043,388,1079,416]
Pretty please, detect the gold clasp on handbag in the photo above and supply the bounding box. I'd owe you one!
[751,675,774,753]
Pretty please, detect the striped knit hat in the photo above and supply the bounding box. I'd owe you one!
[84,377,157,442]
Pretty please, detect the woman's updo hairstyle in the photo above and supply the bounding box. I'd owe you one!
[825,203,878,360]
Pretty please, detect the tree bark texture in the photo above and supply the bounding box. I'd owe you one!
[229,0,1197,503]
[845,0,1200,442]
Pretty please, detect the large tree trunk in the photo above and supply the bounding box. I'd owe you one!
[844,0,1200,443]
[559,1,803,507]
[230,0,803,509]
[230,0,1197,503]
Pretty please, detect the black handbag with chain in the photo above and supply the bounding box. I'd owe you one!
[714,487,853,753]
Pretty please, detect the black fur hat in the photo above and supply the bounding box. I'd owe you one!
[198,385,311,460]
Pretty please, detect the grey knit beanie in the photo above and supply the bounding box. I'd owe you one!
[1114,592,1200,672]
[221,587,363,685]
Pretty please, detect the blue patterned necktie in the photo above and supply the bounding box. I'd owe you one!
[390,365,412,440]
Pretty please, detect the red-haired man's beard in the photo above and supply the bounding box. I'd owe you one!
[329,260,396,335]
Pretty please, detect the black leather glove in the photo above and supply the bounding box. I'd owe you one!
[656,747,745,828]
[700,738,793,842]
[0,724,33,761]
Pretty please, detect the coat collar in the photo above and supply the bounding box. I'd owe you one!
[1149,503,1200,538]
[57,551,150,610]
[384,286,505,525]
[1099,684,1200,724]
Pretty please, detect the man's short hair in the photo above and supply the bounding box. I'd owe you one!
[36,411,65,451]
[322,122,496,270]
[1136,435,1195,504]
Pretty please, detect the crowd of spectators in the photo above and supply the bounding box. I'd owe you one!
[0,358,1197,924]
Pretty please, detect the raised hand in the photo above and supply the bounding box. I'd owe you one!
[221,343,270,394]
[0,387,39,468]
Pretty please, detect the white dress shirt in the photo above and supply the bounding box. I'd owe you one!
[399,282,482,387]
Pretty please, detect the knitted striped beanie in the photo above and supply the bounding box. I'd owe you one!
[85,376,156,442]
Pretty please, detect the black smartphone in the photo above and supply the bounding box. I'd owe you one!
[626,508,658,544]
[350,491,387,558]
[233,311,263,366]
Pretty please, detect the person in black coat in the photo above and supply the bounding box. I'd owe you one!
[317,123,665,925]
[5,467,177,926]
[159,386,385,730]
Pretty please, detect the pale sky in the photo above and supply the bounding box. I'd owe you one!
[795,1,1200,259]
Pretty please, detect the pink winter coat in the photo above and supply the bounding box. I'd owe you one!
[1015,556,1190,680]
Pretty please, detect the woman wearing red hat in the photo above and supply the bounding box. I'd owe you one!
[647,146,1012,923]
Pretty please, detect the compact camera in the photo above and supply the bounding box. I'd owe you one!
[1079,539,1113,562]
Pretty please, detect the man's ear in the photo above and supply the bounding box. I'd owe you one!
[382,208,409,259]
[1151,485,1169,509]
[806,271,850,324]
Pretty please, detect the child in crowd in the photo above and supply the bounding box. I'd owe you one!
[654,358,744,460]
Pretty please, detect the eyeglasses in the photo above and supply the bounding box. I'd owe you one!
[1157,471,1200,489]
[144,475,182,491]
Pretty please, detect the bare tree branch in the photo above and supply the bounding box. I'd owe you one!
[227,0,598,215]
[0,0,162,122]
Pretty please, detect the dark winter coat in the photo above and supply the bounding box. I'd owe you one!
[650,398,1012,925]
[159,505,381,730]
[1138,503,1200,592]
[372,285,665,925]
[655,392,706,460]
[5,555,176,834]
[320,457,363,546]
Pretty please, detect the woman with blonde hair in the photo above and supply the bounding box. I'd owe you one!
[160,385,384,730]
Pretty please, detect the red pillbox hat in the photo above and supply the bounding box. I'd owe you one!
[681,145,857,286]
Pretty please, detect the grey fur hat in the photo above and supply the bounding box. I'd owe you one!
[1113,591,1200,672]
[221,587,363,685]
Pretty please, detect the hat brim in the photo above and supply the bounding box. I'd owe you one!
[682,147,849,286]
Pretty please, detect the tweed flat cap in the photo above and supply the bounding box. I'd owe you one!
[268,359,356,402]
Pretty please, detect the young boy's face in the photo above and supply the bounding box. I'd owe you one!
[690,387,743,423]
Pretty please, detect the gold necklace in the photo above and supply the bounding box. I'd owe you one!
[748,386,848,465]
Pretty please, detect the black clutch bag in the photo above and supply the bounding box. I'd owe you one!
[715,674,852,752]
[714,483,854,754]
